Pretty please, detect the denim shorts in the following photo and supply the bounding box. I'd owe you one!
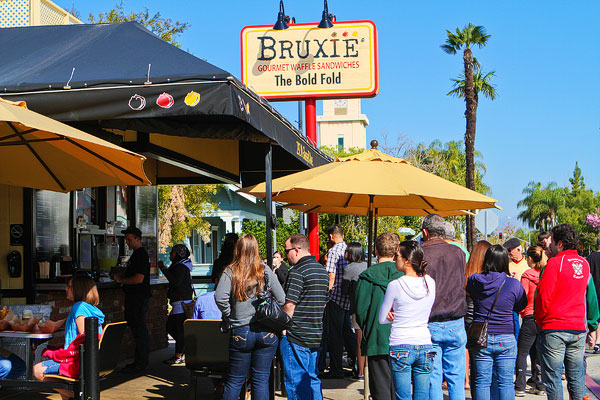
[41,359,60,375]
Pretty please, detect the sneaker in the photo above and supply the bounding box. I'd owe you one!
[164,355,185,365]
[594,344,600,354]
[515,390,526,397]
[533,388,546,396]
[349,374,364,382]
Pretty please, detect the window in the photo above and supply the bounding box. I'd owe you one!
[333,99,347,115]
[337,136,344,151]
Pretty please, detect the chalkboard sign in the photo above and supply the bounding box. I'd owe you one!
[35,190,70,260]
[135,186,158,274]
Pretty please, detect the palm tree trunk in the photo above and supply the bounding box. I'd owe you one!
[463,47,478,252]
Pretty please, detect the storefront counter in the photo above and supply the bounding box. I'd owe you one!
[35,278,169,358]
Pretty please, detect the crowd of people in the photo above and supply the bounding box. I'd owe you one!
[4,215,598,400]
[208,215,599,400]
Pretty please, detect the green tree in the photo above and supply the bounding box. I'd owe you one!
[158,185,219,252]
[569,161,586,195]
[88,1,190,47]
[241,214,301,257]
[442,23,492,251]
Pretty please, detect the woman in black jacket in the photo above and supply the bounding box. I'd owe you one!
[158,244,194,365]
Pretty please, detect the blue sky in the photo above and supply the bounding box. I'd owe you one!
[66,1,600,231]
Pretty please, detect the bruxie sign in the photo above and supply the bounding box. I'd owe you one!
[241,20,378,100]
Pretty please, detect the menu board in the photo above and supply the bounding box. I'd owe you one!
[35,190,70,260]
[135,186,158,274]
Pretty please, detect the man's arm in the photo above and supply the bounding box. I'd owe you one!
[283,301,296,318]
[115,273,144,284]
[326,247,340,290]
[534,261,558,326]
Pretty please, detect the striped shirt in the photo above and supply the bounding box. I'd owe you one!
[285,255,330,349]
[327,241,350,310]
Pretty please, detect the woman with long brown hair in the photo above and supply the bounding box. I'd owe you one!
[464,240,491,391]
[215,234,285,400]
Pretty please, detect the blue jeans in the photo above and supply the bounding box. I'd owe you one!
[223,323,279,400]
[280,336,322,400]
[0,353,26,379]
[428,318,467,400]
[389,344,435,400]
[537,331,586,400]
[470,334,517,400]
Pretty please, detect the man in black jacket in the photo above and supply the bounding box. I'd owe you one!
[421,214,467,400]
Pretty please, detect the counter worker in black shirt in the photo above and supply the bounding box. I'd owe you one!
[113,226,151,372]
[281,234,330,400]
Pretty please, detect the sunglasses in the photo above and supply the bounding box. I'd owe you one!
[284,247,298,255]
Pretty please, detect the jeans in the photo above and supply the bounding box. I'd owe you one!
[0,353,26,379]
[280,335,322,400]
[428,318,467,400]
[326,301,356,376]
[223,323,278,400]
[515,316,543,391]
[388,344,435,400]
[470,334,517,400]
[125,295,150,368]
[538,331,586,400]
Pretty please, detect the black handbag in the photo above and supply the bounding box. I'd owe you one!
[255,271,293,332]
[467,278,507,349]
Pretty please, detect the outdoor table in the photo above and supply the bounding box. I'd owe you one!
[0,330,53,380]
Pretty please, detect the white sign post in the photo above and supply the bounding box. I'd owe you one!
[475,210,499,239]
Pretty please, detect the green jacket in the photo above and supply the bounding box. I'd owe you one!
[354,261,403,356]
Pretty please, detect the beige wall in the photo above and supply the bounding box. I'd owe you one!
[0,184,24,290]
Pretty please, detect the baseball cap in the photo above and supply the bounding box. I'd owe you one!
[121,226,142,238]
[503,238,521,251]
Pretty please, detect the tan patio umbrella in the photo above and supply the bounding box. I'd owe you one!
[286,204,476,217]
[240,141,499,264]
[0,98,150,192]
[241,142,498,212]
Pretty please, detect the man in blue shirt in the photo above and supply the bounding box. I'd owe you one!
[192,274,222,320]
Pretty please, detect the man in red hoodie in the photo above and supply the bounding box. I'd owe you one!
[534,224,599,400]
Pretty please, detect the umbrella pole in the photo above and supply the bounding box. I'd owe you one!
[265,144,273,268]
[367,195,374,267]
[374,208,379,241]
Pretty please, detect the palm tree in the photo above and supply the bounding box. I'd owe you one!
[517,181,564,230]
[447,69,498,103]
[441,23,491,251]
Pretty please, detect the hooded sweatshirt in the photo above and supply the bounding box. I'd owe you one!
[355,261,403,356]
[520,267,540,317]
[466,271,526,335]
[534,249,600,332]
[379,275,436,346]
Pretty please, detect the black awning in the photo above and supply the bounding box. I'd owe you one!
[0,22,329,181]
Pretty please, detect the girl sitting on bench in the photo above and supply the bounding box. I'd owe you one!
[33,275,105,400]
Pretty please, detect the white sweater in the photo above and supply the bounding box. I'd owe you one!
[378,275,436,346]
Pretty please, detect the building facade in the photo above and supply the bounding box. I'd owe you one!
[317,98,369,150]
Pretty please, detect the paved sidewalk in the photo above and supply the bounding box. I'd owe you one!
[1,342,598,399]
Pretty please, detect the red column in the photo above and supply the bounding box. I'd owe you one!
[305,98,319,257]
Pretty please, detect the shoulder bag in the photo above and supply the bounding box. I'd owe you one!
[255,271,293,332]
[466,277,507,349]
